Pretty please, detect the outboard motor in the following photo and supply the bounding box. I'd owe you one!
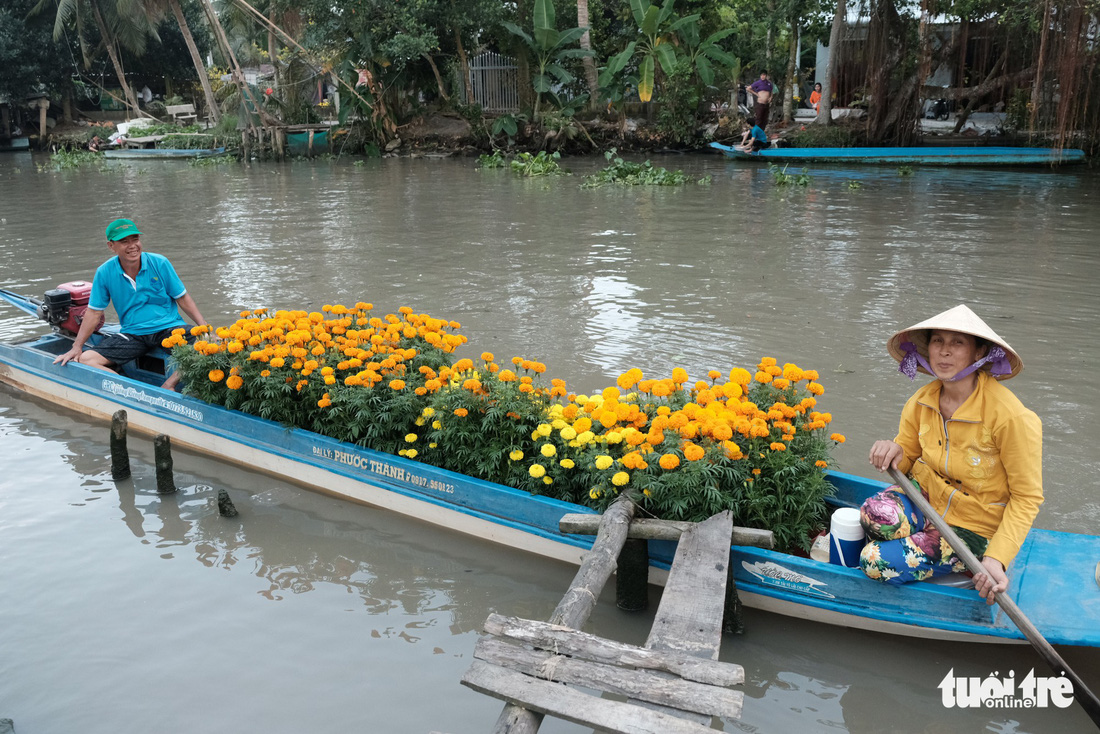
[36,280,104,335]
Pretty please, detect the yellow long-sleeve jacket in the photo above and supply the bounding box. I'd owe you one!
[894,371,1043,568]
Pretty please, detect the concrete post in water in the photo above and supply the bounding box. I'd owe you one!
[217,489,238,517]
[110,410,130,480]
[615,538,649,611]
[154,434,177,494]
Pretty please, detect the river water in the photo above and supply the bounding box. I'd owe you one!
[0,151,1098,733]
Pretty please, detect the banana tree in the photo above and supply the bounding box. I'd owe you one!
[503,0,592,122]
[606,0,699,103]
[672,16,739,90]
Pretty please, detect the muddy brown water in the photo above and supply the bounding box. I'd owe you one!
[1,151,1098,733]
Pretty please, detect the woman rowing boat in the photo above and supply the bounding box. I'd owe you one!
[862,305,1043,605]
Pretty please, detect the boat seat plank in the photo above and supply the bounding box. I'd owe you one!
[646,511,734,658]
[482,614,745,686]
[472,637,744,719]
[461,660,719,734]
[1011,530,1100,646]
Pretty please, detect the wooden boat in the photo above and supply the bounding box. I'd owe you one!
[1,286,1097,647]
[709,142,1087,166]
[103,146,227,160]
[0,136,31,152]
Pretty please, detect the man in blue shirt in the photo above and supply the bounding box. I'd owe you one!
[737,117,769,153]
[54,218,207,390]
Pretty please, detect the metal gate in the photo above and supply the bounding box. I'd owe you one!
[468,51,519,112]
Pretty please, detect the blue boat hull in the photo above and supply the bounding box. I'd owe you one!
[709,142,1087,166]
[0,315,1096,646]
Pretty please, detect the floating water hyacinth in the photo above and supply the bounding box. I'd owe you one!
[167,303,845,552]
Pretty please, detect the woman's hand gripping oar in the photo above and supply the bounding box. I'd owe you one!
[888,467,1100,728]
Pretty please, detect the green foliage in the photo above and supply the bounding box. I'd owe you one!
[581,148,695,187]
[846,179,863,190]
[478,150,508,168]
[510,150,569,176]
[655,61,703,145]
[503,0,593,121]
[769,163,811,186]
[896,165,914,176]
[38,150,109,172]
[188,155,236,167]
[160,133,218,150]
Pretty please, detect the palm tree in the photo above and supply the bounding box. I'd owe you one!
[162,0,220,122]
[576,0,599,105]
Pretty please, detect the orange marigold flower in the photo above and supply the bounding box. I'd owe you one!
[454,408,469,417]
[707,369,722,381]
[808,382,825,396]
[830,433,846,443]
[658,453,680,470]
[226,375,244,390]
[389,379,406,390]
[208,369,224,383]
[671,367,688,384]
[754,371,772,384]
[815,460,829,468]
[480,351,494,362]
[683,443,706,462]
[770,442,787,451]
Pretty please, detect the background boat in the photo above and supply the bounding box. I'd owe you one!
[709,142,1087,166]
[103,146,227,159]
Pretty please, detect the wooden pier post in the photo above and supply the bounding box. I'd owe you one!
[492,494,636,733]
[110,410,130,480]
[616,538,648,611]
[217,489,238,517]
[241,127,250,161]
[154,434,177,494]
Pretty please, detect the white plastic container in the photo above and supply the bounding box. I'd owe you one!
[829,507,866,568]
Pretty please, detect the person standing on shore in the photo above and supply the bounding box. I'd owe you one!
[748,71,774,129]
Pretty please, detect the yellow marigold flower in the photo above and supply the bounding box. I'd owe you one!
[594,455,614,470]
[480,351,494,362]
[406,449,418,458]
[429,443,437,449]
[611,471,630,487]
[815,460,829,468]
[208,369,225,383]
[754,371,772,384]
[830,433,846,443]
[536,423,553,437]
[226,375,243,390]
[509,450,524,461]
[324,375,335,385]
[707,369,722,381]
[389,379,406,390]
[559,459,575,469]
[421,407,435,418]
[404,433,417,443]
[576,430,595,444]
[589,488,600,500]
[454,408,469,417]
[432,420,442,430]
[605,431,623,445]
[529,464,547,478]
[659,453,680,470]
[498,369,517,382]
[804,370,819,381]
[540,443,557,458]
[543,476,553,485]
[772,378,790,390]
[671,367,689,384]
[730,368,752,384]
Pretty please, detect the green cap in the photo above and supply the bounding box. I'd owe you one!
[105,218,142,241]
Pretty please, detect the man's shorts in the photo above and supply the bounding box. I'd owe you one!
[86,326,190,366]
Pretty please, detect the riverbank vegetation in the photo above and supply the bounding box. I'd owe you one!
[166,304,845,552]
[4,0,1099,157]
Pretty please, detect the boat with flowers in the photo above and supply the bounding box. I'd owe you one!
[1,285,1098,648]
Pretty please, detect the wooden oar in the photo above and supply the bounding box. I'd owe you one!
[888,467,1100,727]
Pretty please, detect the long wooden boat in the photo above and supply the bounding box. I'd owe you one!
[103,147,227,160]
[1,287,1097,647]
[709,142,1087,166]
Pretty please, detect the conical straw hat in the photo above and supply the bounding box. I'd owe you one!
[886,304,1022,380]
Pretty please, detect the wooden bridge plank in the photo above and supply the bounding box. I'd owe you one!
[559,514,774,548]
[482,614,744,686]
[473,637,744,719]
[645,511,734,659]
[462,660,720,734]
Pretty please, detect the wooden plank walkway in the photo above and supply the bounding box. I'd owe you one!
[460,503,744,732]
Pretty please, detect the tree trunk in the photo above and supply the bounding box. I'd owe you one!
[168,0,220,123]
[817,0,845,126]
[577,0,599,107]
[454,28,474,104]
[90,0,140,116]
[1028,0,1052,135]
[516,0,535,111]
[782,17,799,122]
[765,0,775,68]
[422,53,450,101]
